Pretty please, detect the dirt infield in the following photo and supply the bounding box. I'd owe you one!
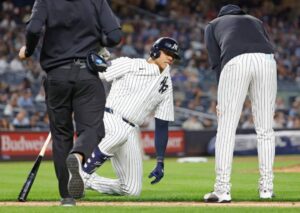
[1,201,300,208]
[244,164,300,174]
[274,164,300,173]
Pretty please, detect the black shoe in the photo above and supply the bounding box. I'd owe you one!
[66,154,85,199]
[60,197,76,206]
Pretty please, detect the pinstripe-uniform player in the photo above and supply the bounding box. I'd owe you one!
[78,37,180,196]
[204,5,277,202]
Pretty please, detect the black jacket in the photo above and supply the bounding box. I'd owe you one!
[25,0,122,71]
[204,4,274,81]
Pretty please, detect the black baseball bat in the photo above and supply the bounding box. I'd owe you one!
[18,133,52,202]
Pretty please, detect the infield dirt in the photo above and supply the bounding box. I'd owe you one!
[1,201,300,208]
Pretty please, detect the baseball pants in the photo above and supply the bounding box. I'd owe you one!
[85,112,143,196]
[214,53,277,192]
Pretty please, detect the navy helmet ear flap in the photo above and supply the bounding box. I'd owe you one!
[150,45,161,59]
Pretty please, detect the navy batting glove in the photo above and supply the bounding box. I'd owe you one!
[148,162,164,184]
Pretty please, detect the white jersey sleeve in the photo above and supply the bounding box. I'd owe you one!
[154,79,174,122]
[103,57,133,82]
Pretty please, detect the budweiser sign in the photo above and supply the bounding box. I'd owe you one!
[0,130,185,160]
[0,132,52,157]
[141,130,185,155]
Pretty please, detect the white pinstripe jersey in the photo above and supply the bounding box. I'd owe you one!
[102,57,174,126]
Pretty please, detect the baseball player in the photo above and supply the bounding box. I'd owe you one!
[204,4,277,202]
[77,37,180,196]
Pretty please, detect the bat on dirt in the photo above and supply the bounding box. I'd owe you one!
[18,133,52,202]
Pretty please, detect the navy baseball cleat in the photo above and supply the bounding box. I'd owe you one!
[66,154,85,199]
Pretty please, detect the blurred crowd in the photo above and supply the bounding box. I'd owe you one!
[0,0,300,131]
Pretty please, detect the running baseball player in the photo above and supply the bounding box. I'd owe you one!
[76,37,180,196]
[203,5,277,202]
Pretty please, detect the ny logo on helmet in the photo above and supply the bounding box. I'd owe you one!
[165,43,178,51]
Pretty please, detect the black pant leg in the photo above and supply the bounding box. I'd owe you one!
[45,70,74,198]
[72,69,106,162]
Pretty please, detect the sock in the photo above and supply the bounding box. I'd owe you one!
[83,147,110,174]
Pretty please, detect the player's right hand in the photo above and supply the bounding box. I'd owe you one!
[148,162,164,184]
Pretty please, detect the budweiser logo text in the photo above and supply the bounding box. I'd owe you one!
[1,135,52,152]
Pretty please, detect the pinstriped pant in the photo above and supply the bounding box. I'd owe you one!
[214,53,277,192]
[87,112,143,196]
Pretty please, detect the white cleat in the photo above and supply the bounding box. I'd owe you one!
[259,189,275,199]
[82,171,100,190]
[204,191,231,203]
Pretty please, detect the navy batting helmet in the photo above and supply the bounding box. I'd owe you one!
[150,37,180,60]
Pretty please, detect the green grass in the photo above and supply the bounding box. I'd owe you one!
[0,155,300,212]
[1,206,300,213]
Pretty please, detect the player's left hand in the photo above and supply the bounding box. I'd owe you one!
[18,46,27,60]
[148,162,164,184]
[98,47,111,61]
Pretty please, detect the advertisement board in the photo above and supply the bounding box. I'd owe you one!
[207,130,300,155]
[0,132,52,160]
[0,130,185,160]
[141,130,185,156]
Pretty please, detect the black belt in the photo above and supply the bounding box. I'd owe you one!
[59,59,87,69]
[105,107,135,127]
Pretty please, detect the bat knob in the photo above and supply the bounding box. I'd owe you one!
[18,197,26,202]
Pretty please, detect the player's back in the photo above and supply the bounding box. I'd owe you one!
[207,4,274,69]
[212,15,272,53]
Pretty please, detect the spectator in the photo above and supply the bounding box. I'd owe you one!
[12,109,30,128]
[35,86,45,102]
[273,111,286,129]
[9,56,24,72]
[29,113,40,131]
[37,113,50,130]
[0,54,9,74]
[275,96,287,110]
[202,118,215,129]
[207,100,217,115]
[293,115,300,128]
[241,115,255,129]
[1,0,300,131]
[3,93,19,116]
[0,117,14,131]
[0,14,16,29]
[17,89,34,109]
[182,115,204,130]
[288,98,300,117]
[286,115,295,128]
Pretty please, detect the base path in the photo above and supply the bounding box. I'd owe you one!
[1,201,300,207]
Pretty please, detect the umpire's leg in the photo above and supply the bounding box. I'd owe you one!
[44,70,75,199]
[72,69,106,162]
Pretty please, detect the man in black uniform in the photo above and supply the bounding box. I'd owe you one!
[19,0,122,206]
[204,4,277,203]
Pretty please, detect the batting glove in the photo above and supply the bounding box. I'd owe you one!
[98,47,111,61]
[148,162,164,184]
